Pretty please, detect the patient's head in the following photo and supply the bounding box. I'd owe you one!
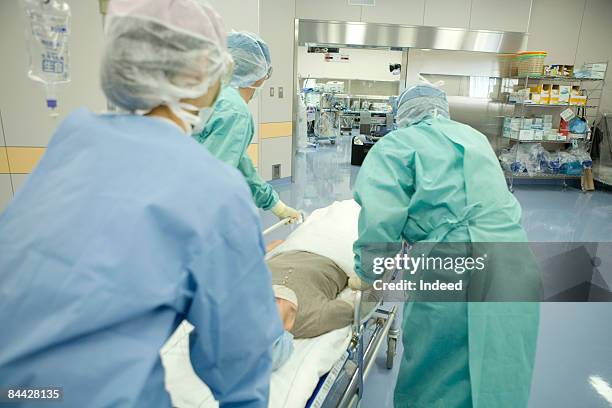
[276,298,297,331]
[273,285,298,331]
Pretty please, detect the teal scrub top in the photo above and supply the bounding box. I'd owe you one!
[193,87,279,211]
[353,117,540,408]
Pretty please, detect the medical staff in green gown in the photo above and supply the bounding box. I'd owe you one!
[193,31,300,221]
[352,84,540,408]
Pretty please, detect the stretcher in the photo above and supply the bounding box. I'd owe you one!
[161,213,400,408]
[265,215,401,408]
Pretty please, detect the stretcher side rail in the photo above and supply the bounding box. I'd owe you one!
[262,212,305,236]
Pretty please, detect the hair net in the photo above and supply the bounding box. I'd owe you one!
[396,84,450,128]
[227,32,272,88]
[101,0,233,115]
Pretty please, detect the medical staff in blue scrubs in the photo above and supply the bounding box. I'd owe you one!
[352,84,540,407]
[0,1,282,407]
[193,32,301,222]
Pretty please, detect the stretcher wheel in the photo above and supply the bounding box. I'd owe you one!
[330,139,336,145]
[386,337,397,369]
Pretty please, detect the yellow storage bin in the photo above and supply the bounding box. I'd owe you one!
[517,51,547,77]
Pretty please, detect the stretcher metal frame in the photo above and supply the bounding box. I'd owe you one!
[306,294,399,408]
[264,216,401,408]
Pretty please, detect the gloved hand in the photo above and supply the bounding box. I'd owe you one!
[348,276,372,291]
[271,201,301,223]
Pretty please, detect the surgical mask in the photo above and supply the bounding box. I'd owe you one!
[247,85,262,101]
[174,85,222,135]
[192,107,214,134]
[167,101,202,135]
[271,331,294,371]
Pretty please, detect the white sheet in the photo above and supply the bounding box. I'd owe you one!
[266,200,360,279]
[161,321,351,408]
[269,326,351,408]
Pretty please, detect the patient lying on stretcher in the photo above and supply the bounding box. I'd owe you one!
[265,199,362,369]
[269,250,354,339]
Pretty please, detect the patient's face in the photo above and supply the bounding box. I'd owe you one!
[275,298,297,331]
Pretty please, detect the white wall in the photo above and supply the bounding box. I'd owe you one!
[361,0,425,26]
[295,0,362,22]
[259,0,296,181]
[260,0,295,124]
[298,47,403,82]
[424,0,471,29]
[527,0,585,64]
[208,0,261,143]
[469,0,532,32]
[573,0,612,112]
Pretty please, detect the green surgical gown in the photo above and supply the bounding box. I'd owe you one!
[193,86,279,210]
[353,117,540,408]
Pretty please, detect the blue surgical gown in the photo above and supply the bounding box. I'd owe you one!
[0,109,283,408]
[193,87,279,210]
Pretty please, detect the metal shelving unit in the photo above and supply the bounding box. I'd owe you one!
[494,61,607,191]
[504,172,581,179]
[509,103,599,108]
[508,139,572,145]
[503,171,582,190]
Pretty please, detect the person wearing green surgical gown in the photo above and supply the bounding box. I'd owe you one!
[193,31,301,221]
[193,85,278,209]
[352,84,540,407]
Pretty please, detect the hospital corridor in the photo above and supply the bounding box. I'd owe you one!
[1,0,612,408]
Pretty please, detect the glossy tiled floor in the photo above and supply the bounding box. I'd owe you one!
[259,135,612,408]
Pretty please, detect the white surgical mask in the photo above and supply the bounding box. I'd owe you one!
[192,107,215,134]
[170,84,222,135]
[167,101,202,135]
[247,85,262,102]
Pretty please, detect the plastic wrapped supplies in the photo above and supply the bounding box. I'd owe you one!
[569,117,588,135]
[567,147,593,169]
[499,143,593,176]
[499,144,542,176]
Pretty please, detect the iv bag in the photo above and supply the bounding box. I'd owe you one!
[21,0,71,116]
